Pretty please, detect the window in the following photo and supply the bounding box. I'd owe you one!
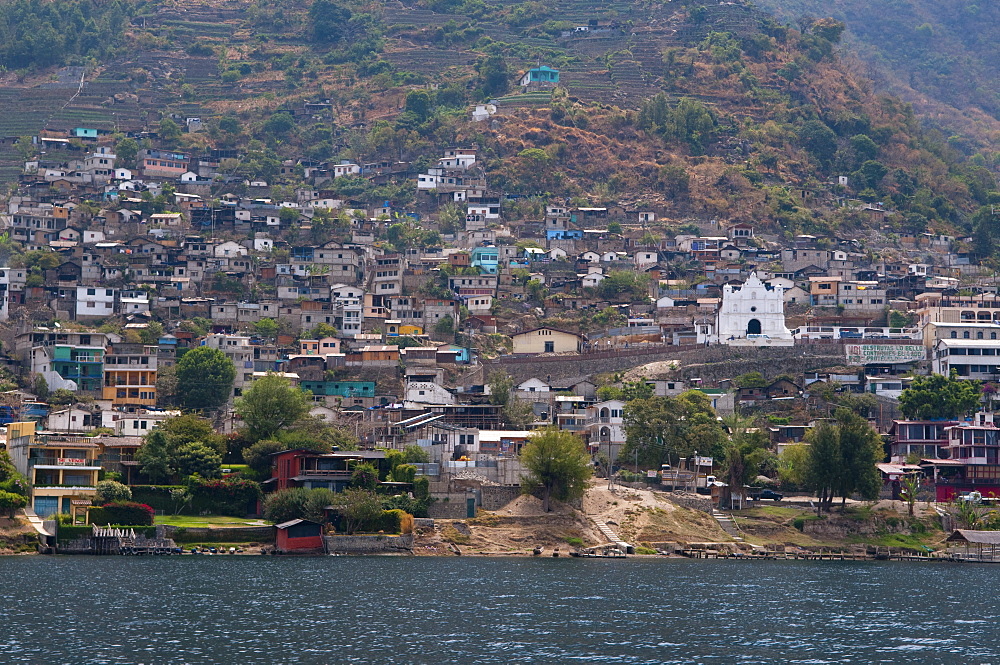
[952,331,958,339]
[544,341,554,353]
[965,331,971,339]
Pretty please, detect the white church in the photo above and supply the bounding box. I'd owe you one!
[714,272,794,346]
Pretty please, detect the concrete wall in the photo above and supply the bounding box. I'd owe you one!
[428,494,474,518]
[324,534,414,554]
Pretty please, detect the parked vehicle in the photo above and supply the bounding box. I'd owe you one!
[751,489,784,501]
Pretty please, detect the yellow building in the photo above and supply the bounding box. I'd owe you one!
[400,324,424,335]
[511,327,585,355]
[6,422,101,519]
[102,343,158,406]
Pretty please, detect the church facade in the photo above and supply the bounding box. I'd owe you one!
[716,272,794,346]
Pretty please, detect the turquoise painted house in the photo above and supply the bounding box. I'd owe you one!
[470,246,499,274]
[299,380,376,397]
[520,66,560,87]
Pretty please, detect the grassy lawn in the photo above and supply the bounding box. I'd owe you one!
[155,515,271,528]
[221,464,250,474]
[733,506,808,520]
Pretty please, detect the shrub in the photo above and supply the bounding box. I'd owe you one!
[635,546,658,555]
[565,536,584,547]
[90,501,154,526]
[95,480,132,504]
[189,476,262,516]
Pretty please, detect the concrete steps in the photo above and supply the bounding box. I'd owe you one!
[592,519,633,553]
[711,509,743,542]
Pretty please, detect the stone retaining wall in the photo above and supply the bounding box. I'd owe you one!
[159,524,274,543]
[481,485,521,510]
[324,534,414,554]
[661,492,714,514]
[488,344,846,383]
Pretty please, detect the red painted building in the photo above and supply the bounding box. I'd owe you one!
[275,519,324,552]
[926,413,1000,502]
[267,449,388,492]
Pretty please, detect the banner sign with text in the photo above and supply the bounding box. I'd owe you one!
[845,344,926,366]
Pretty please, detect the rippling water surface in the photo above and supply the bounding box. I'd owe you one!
[1,556,996,664]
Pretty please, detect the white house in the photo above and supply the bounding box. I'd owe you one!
[582,272,606,289]
[517,377,551,395]
[76,286,116,319]
[716,272,793,346]
[47,407,97,432]
[405,380,456,405]
[587,399,626,460]
[333,161,361,178]
[214,241,247,258]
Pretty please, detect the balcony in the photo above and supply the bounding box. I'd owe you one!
[29,457,100,469]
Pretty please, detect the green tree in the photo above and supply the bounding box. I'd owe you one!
[777,443,810,489]
[15,135,35,161]
[95,480,132,504]
[242,439,286,476]
[833,407,884,507]
[350,462,379,489]
[337,488,382,534]
[159,118,183,143]
[901,474,919,516]
[47,388,76,406]
[622,391,725,467]
[799,119,838,168]
[805,409,884,512]
[263,487,310,523]
[309,0,352,43]
[402,444,430,464]
[488,370,534,427]
[477,54,510,97]
[136,430,173,483]
[253,318,280,340]
[235,373,311,442]
[404,90,433,122]
[172,440,222,479]
[520,427,592,512]
[115,137,139,167]
[263,112,295,137]
[303,488,337,523]
[0,490,26,517]
[899,373,981,419]
[805,422,840,510]
[139,321,164,345]
[175,347,236,412]
[160,414,227,456]
[596,270,651,301]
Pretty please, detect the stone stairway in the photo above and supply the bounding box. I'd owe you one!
[592,519,634,554]
[711,509,744,542]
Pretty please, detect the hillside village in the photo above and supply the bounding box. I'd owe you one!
[0,0,999,556]
[0,115,996,544]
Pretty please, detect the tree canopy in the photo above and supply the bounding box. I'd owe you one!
[175,347,236,412]
[235,373,311,442]
[622,391,726,467]
[804,408,884,511]
[519,427,592,512]
[899,373,981,420]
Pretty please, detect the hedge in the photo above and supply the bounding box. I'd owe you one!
[130,480,262,516]
[90,502,154,526]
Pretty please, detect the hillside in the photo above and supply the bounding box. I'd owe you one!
[0,0,995,239]
[757,0,1000,139]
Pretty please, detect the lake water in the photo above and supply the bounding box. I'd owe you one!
[0,556,996,664]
